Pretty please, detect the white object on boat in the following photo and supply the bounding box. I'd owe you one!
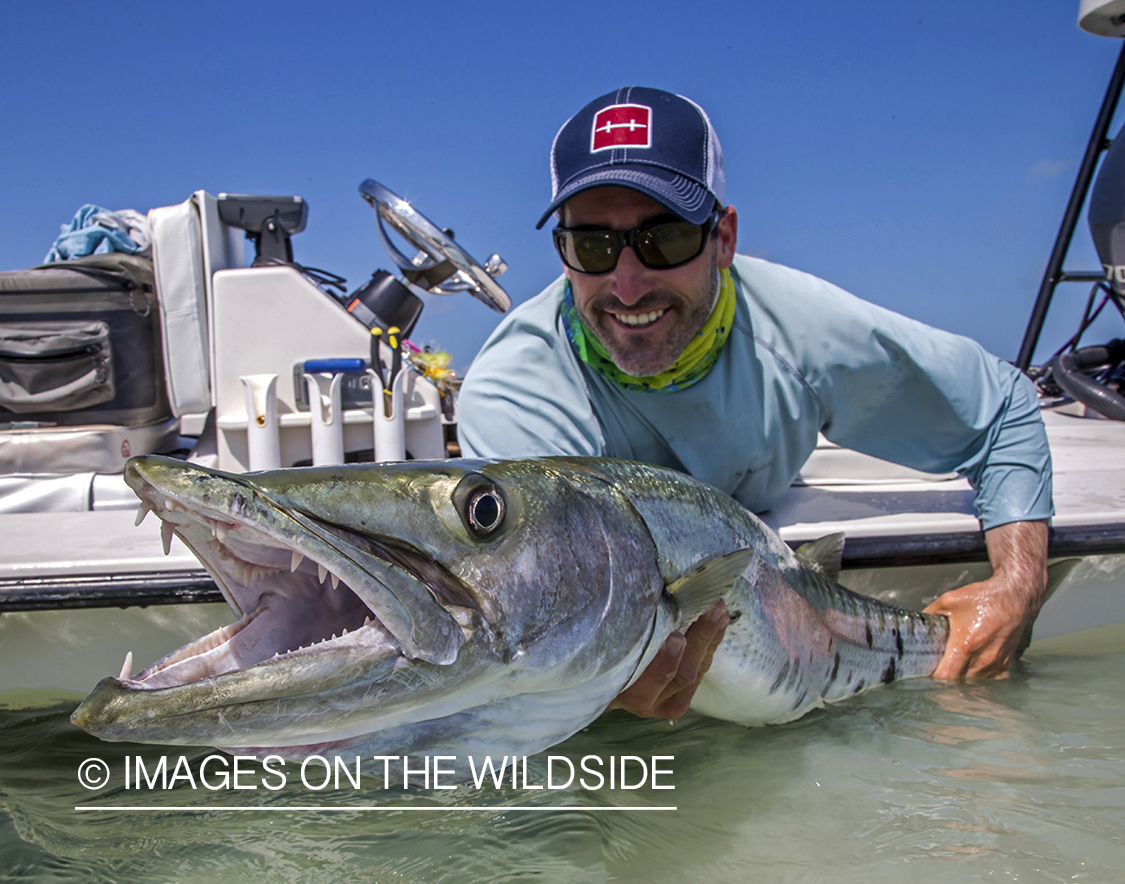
[240,374,281,471]
[1079,0,1125,37]
[148,191,244,422]
[303,371,344,466]
[369,367,406,462]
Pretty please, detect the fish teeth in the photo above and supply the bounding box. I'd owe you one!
[330,572,340,590]
[290,550,304,572]
[363,616,372,626]
[212,521,229,543]
[160,520,174,556]
[134,502,152,527]
[317,563,328,584]
[118,651,133,680]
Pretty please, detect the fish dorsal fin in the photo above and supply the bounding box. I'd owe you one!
[795,533,845,582]
[667,548,755,624]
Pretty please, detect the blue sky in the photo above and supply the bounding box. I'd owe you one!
[2,2,1122,372]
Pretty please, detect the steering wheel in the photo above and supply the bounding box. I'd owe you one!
[358,179,511,313]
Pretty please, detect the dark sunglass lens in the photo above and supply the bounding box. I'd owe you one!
[636,222,704,268]
[562,231,618,273]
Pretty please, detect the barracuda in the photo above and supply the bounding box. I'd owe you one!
[71,456,949,761]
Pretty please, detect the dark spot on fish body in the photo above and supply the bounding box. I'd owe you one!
[881,657,897,685]
[728,609,742,624]
[769,660,790,694]
[853,679,865,693]
[865,623,873,648]
[791,690,807,711]
[894,627,904,659]
[829,652,841,683]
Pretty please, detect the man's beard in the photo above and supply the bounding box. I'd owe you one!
[578,251,719,378]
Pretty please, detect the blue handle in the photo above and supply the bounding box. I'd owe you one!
[303,358,367,374]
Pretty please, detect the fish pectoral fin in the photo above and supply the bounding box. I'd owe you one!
[667,548,755,625]
[794,533,845,582]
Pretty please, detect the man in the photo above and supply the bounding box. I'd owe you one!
[458,87,1052,720]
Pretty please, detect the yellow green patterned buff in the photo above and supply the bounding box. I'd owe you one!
[560,267,736,392]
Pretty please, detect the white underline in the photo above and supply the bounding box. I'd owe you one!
[75,805,677,812]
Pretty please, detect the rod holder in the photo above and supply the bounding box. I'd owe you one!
[367,368,406,462]
[303,371,345,466]
[240,374,281,470]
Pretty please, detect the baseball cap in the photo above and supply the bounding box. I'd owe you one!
[536,86,725,229]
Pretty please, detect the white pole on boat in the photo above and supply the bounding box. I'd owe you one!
[368,367,406,462]
[240,374,281,470]
[303,371,345,466]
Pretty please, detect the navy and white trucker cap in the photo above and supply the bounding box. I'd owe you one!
[536,86,725,229]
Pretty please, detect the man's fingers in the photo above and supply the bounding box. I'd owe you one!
[678,602,730,684]
[924,583,1025,679]
[608,633,686,715]
[607,601,732,719]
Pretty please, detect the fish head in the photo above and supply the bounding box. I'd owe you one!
[71,456,668,755]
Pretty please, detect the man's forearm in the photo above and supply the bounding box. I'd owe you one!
[923,519,1049,678]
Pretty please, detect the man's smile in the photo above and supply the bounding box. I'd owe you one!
[609,307,669,328]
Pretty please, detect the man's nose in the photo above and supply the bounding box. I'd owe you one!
[610,244,650,306]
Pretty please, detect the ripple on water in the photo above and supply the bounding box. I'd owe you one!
[2,625,1124,882]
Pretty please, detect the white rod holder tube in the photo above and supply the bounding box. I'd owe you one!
[240,373,281,471]
[367,368,406,463]
[303,372,344,466]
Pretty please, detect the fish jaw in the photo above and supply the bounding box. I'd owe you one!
[72,456,670,755]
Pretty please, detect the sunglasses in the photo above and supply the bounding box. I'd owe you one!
[553,209,722,275]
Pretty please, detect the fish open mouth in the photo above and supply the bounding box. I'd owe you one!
[120,460,472,692]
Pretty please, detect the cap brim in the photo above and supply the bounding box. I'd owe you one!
[536,165,716,229]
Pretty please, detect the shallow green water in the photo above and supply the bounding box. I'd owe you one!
[2,624,1124,883]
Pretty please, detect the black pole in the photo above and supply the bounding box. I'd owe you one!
[1016,41,1125,371]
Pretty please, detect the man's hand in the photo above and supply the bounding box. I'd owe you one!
[923,520,1049,679]
[605,601,730,720]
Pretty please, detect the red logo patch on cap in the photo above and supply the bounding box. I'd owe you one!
[591,104,652,152]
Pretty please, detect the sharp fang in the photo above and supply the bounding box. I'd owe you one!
[134,502,152,527]
[317,563,328,584]
[118,651,133,680]
[161,520,174,555]
[330,572,340,590]
[213,521,229,543]
[290,550,304,572]
[364,615,372,626]
[164,498,175,511]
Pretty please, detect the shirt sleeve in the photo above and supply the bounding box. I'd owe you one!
[753,263,1054,530]
[457,281,606,460]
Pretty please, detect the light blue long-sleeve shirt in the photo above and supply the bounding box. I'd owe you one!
[458,254,1052,529]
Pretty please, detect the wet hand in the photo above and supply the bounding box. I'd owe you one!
[606,601,729,720]
[923,520,1048,679]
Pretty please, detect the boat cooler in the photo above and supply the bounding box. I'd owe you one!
[0,253,178,475]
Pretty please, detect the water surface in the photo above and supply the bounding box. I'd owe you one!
[2,625,1123,883]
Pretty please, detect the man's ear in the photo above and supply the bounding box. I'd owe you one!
[716,205,738,269]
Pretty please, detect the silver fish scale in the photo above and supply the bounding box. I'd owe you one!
[564,458,949,723]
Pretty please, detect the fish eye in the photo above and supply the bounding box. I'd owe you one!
[465,486,505,537]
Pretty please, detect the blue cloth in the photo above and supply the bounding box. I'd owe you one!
[458,254,1053,530]
[44,205,145,263]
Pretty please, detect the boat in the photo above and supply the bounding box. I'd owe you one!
[2,9,1125,698]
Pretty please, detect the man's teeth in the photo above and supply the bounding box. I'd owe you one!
[616,308,666,327]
